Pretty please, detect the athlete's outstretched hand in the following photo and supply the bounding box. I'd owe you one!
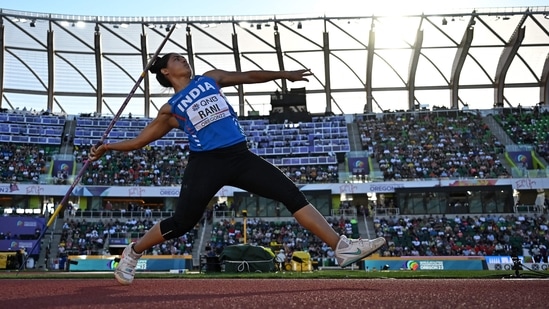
[286,69,313,82]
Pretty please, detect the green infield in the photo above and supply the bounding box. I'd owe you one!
[2,269,548,280]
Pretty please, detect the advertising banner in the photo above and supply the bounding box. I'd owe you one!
[50,159,76,178]
[363,256,487,271]
[347,157,370,176]
[0,239,40,254]
[67,255,193,271]
[2,177,549,197]
[484,256,549,271]
[109,238,131,246]
[0,216,45,235]
[508,151,534,169]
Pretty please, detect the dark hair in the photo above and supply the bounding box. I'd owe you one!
[149,53,174,88]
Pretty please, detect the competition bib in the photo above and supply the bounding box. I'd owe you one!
[186,94,231,131]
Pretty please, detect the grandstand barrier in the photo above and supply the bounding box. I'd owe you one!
[1,208,42,215]
[363,256,488,271]
[330,208,357,217]
[510,167,548,178]
[213,210,236,221]
[513,204,544,215]
[67,255,193,272]
[374,207,400,216]
[72,209,175,220]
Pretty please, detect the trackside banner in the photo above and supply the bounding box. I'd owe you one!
[485,256,549,271]
[2,177,549,197]
[363,256,487,271]
[67,255,193,271]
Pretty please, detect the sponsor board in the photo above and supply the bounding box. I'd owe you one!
[487,263,549,271]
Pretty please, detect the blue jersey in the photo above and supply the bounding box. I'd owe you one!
[168,75,246,151]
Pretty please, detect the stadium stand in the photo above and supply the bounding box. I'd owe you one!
[374,213,548,261]
[0,110,65,145]
[1,108,548,270]
[58,217,197,256]
[0,143,56,183]
[74,115,187,148]
[494,107,549,164]
[71,115,345,186]
[356,110,510,180]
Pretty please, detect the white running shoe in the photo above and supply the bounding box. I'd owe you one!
[114,242,143,285]
[335,235,386,267]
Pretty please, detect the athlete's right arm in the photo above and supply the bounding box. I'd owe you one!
[89,104,178,161]
[204,69,312,88]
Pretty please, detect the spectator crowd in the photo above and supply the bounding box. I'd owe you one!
[374,213,549,263]
[356,111,510,180]
[58,217,198,257]
[6,109,549,186]
[495,107,549,164]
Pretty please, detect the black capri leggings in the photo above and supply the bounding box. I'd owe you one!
[159,142,309,240]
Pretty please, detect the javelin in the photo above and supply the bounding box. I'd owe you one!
[18,24,177,273]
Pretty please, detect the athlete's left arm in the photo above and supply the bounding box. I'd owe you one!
[204,69,313,88]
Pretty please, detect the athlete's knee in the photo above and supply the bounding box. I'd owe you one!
[159,217,193,240]
[284,188,309,214]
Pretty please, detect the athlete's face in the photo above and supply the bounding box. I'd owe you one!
[167,54,192,78]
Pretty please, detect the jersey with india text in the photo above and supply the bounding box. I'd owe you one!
[168,75,246,152]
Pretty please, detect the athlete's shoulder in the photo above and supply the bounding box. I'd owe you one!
[201,69,231,83]
[192,74,216,84]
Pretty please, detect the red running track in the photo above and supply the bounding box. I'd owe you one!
[0,278,547,309]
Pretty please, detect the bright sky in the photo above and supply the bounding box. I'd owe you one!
[0,0,547,17]
[1,0,548,114]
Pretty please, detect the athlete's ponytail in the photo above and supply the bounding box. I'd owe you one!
[149,53,173,88]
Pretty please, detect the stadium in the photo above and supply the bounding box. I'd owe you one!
[1,5,549,308]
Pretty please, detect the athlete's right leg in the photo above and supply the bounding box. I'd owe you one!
[292,205,340,249]
[229,151,385,267]
[229,152,339,248]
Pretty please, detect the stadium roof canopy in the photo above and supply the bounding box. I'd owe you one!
[1,7,549,117]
